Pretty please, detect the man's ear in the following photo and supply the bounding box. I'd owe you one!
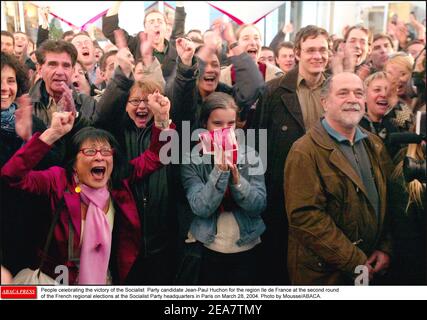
[294,49,301,62]
[99,70,106,82]
[321,97,328,112]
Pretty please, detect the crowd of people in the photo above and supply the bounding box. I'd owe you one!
[0,2,426,285]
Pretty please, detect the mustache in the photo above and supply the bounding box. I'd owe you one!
[342,103,362,111]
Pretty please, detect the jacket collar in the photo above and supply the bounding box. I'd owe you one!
[309,121,372,202]
[29,79,80,106]
[277,67,305,130]
[310,121,387,224]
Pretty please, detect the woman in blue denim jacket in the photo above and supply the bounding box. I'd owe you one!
[179,92,266,285]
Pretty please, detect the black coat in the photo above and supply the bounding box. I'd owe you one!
[250,67,317,284]
[94,67,179,284]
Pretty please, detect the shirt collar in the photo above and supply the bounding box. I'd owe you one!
[321,118,367,145]
[297,72,325,89]
[153,39,169,54]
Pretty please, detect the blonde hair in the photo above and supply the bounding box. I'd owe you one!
[236,24,262,41]
[392,143,425,210]
[384,54,414,74]
[364,71,388,88]
[129,80,163,96]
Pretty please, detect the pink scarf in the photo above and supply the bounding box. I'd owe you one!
[78,184,111,284]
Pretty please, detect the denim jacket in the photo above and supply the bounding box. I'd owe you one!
[180,145,266,246]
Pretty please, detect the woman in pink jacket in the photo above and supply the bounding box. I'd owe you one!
[1,92,173,285]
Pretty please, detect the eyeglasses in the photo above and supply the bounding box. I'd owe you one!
[301,47,329,57]
[128,98,149,106]
[80,148,114,157]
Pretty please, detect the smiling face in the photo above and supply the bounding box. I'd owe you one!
[322,73,366,130]
[237,25,262,62]
[40,51,73,97]
[126,86,153,128]
[1,65,17,110]
[71,34,95,67]
[13,33,28,55]
[385,62,411,97]
[345,28,370,66]
[366,77,390,121]
[297,35,329,76]
[74,138,114,189]
[196,51,220,98]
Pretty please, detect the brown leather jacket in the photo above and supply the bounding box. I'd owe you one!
[284,121,393,285]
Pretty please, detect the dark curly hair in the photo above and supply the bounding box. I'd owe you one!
[1,52,29,98]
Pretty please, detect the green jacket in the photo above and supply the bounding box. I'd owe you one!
[284,121,393,285]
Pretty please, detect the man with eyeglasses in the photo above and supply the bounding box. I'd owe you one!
[251,25,330,285]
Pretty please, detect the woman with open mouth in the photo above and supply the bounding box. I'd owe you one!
[1,92,174,285]
[92,41,178,283]
[359,71,414,158]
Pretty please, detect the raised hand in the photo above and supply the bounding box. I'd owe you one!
[356,60,372,81]
[58,82,76,115]
[229,164,240,185]
[39,111,75,145]
[222,22,236,44]
[147,91,171,128]
[330,50,345,75]
[176,37,195,66]
[40,7,50,29]
[282,22,294,34]
[213,144,229,172]
[15,94,33,142]
[114,29,128,50]
[139,32,154,66]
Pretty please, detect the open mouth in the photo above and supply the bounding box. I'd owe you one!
[375,99,388,109]
[203,74,216,83]
[136,111,148,119]
[91,166,106,180]
[247,48,258,55]
[1,94,11,101]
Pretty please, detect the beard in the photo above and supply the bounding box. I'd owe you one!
[330,102,365,129]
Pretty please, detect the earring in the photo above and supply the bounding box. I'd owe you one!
[74,173,81,193]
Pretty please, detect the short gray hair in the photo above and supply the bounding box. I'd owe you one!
[320,73,366,98]
[320,75,334,98]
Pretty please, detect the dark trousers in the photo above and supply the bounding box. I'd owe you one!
[198,245,260,285]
